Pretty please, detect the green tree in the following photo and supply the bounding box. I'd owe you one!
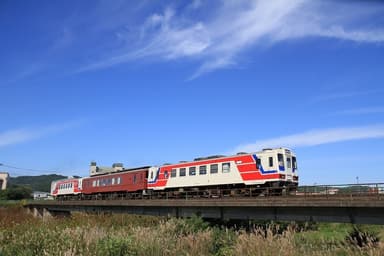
[6,185,32,200]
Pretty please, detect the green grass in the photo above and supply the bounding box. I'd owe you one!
[0,206,383,256]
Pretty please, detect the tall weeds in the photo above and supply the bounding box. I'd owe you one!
[0,207,383,256]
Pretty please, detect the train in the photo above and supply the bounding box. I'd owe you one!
[51,147,298,200]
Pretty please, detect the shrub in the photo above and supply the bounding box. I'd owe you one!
[346,226,380,248]
[96,236,137,256]
[6,185,32,200]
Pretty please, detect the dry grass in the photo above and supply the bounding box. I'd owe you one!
[233,228,296,256]
[0,206,383,256]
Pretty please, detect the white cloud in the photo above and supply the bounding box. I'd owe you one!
[0,129,39,147]
[230,125,384,154]
[80,0,384,77]
[0,122,81,148]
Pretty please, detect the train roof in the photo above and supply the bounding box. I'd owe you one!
[51,176,82,183]
[87,165,151,177]
[160,147,293,167]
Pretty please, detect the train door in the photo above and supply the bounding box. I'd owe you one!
[281,150,293,182]
[148,166,158,184]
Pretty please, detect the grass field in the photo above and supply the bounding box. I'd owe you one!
[0,204,383,256]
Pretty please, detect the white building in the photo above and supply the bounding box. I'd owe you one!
[0,172,9,190]
[32,191,52,200]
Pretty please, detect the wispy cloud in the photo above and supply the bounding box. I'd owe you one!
[230,125,384,154]
[80,0,384,78]
[332,107,384,116]
[0,122,81,148]
[312,90,384,103]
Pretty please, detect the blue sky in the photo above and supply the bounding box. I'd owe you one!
[1,0,384,185]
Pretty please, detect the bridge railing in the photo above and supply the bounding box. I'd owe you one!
[296,182,384,197]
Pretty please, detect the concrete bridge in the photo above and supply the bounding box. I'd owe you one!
[26,194,384,224]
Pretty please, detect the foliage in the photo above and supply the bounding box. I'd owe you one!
[5,185,32,200]
[0,189,7,200]
[9,174,67,192]
[346,226,380,248]
[0,207,383,256]
[96,236,137,256]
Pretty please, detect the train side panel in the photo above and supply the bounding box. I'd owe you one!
[148,148,297,190]
[51,178,83,197]
[82,169,148,194]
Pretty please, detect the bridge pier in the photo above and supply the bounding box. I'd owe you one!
[27,206,71,220]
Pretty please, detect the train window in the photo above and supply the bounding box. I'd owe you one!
[222,163,230,173]
[256,158,262,169]
[112,178,115,185]
[199,166,207,175]
[189,167,196,176]
[278,154,284,168]
[287,157,291,168]
[133,174,137,184]
[117,177,121,185]
[164,171,169,179]
[180,168,186,177]
[292,157,297,169]
[269,157,273,167]
[171,169,177,178]
[92,180,96,187]
[210,164,218,174]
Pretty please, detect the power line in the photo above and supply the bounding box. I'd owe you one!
[0,163,57,174]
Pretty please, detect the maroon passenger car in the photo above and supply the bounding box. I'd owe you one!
[82,167,149,196]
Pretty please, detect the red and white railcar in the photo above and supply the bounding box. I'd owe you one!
[51,177,83,198]
[147,148,298,191]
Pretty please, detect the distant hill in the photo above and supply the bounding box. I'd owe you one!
[9,174,69,192]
